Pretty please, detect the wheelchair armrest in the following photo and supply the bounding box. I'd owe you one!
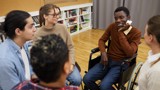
[75,62,81,72]
[91,46,108,54]
[123,53,137,63]
[91,47,100,53]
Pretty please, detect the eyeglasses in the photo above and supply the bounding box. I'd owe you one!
[47,13,60,17]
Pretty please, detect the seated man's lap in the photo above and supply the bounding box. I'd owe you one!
[84,59,129,89]
[84,63,109,81]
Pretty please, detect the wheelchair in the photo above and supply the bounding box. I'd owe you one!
[127,62,143,90]
[84,40,143,90]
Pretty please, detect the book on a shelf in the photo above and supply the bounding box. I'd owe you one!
[80,16,84,22]
[58,20,63,24]
[70,25,77,33]
[80,8,89,15]
[68,17,77,25]
[32,16,39,24]
[79,24,82,30]
[69,9,77,17]
[64,11,69,18]
[81,22,89,28]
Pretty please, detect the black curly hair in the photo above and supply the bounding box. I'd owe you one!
[30,34,69,83]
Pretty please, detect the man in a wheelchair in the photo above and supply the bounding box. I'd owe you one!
[83,7,141,90]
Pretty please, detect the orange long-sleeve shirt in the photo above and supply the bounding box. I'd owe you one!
[99,23,141,61]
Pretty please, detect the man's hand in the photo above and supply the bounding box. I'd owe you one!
[100,52,108,66]
[118,23,130,32]
[31,74,38,79]
[31,74,39,83]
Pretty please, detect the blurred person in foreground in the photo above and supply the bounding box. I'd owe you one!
[0,10,36,90]
[13,34,79,90]
[138,15,160,90]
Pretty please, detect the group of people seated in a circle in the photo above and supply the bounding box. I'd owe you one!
[0,3,160,90]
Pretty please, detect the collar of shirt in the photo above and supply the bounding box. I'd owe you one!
[147,50,160,63]
[124,26,132,35]
[43,23,56,30]
[6,38,21,53]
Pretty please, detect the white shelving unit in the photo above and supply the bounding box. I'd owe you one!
[59,3,93,35]
[0,3,93,35]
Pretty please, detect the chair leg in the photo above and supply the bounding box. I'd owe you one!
[84,85,89,90]
[121,86,126,90]
[81,83,84,90]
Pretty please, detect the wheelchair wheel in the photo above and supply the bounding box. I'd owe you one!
[127,62,143,90]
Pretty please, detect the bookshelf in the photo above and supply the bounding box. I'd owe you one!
[0,3,93,35]
[59,3,92,35]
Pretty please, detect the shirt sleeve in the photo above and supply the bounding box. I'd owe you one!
[98,24,112,53]
[0,58,21,90]
[64,26,75,65]
[118,29,141,57]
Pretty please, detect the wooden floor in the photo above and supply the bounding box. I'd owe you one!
[72,29,150,77]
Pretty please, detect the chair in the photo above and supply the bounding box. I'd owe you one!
[127,62,143,90]
[84,39,142,90]
[0,33,6,43]
[0,23,6,43]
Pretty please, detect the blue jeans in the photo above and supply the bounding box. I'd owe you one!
[67,65,82,86]
[83,59,129,90]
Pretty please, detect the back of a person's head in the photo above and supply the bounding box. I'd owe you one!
[30,34,69,83]
[39,4,60,26]
[3,10,30,39]
[147,15,160,43]
[114,6,130,16]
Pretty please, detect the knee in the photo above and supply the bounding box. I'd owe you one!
[72,76,82,86]
[83,73,93,85]
[68,67,82,86]
[83,75,87,84]
[68,73,82,86]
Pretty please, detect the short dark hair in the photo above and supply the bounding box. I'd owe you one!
[3,10,30,39]
[30,34,69,83]
[147,15,160,43]
[114,6,130,16]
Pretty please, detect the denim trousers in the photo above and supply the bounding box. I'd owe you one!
[66,65,82,86]
[83,59,129,90]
